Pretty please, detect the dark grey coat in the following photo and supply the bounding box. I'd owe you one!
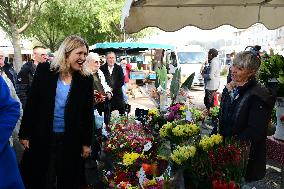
[219,78,276,182]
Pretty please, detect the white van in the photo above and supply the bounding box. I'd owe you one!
[175,45,207,86]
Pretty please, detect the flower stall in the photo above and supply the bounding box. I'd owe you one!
[99,99,250,189]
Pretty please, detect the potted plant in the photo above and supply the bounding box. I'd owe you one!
[258,54,284,140]
[258,54,284,96]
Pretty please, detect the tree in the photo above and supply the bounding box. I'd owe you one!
[25,0,154,51]
[0,0,44,72]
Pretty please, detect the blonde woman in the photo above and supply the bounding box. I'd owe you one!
[19,35,94,189]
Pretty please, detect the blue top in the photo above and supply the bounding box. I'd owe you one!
[53,78,71,132]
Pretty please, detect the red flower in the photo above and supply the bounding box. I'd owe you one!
[280,115,284,122]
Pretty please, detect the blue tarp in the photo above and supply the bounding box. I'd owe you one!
[91,42,175,51]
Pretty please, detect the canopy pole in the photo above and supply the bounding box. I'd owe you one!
[258,0,272,22]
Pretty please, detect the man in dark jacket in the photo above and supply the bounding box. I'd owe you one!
[100,52,125,116]
[0,50,17,87]
[17,46,48,107]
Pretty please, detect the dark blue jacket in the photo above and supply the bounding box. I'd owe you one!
[0,76,24,189]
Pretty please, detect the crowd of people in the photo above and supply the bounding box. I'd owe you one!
[0,35,131,189]
[0,35,277,189]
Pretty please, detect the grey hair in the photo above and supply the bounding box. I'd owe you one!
[233,51,261,72]
[106,51,116,57]
[85,52,100,63]
[83,52,100,75]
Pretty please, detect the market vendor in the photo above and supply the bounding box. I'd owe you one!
[217,50,276,182]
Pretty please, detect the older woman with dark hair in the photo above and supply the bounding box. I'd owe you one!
[218,51,276,182]
[19,35,94,189]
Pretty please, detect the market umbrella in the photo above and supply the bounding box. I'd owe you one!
[121,0,284,34]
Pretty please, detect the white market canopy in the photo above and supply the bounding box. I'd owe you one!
[121,0,284,34]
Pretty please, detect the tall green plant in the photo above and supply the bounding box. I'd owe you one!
[181,72,195,90]
[170,68,181,104]
[156,66,168,91]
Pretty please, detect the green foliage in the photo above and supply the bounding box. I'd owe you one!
[156,66,168,91]
[220,67,228,77]
[258,54,284,96]
[25,0,101,51]
[181,72,195,90]
[0,0,41,34]
[170,68,181,103]
[209,106,220,119]
[24,0,154,51]
[189,107,204,123]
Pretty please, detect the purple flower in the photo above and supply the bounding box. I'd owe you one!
[136,147,142,153]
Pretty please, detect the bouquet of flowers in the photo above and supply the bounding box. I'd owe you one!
[103,115,169,189]
[166,103,186,122]
[146,109,167,136]
[159,120,200,146]
[182,135,250,188]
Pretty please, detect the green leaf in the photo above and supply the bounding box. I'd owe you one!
[181,72,195,89]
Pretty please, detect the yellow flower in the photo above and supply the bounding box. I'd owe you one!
[123,152,140,166]
[148,109,159,117]
[171,145,196,165]
[127,186,139,189]
[159,122,172,137]
[199,134,223,151]
[145,179,157,186]
[180,105,186,111]
[172,123,200,137]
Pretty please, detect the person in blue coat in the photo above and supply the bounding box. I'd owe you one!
[0,75,24,189]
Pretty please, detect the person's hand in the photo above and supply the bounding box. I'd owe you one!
[20,139,29,149]
[82,145,92,158]
[226,81,237,92]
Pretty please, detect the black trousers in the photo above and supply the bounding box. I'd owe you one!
[204,89,217,110]
[45,132,65,189]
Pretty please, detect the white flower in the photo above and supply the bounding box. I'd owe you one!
[143,141,152,152]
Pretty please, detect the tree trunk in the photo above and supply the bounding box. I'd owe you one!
[11,25,23,73]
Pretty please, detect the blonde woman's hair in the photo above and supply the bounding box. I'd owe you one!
[50,35,89,76]
[83,52,100,75]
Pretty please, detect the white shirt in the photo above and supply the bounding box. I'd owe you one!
[108,66,114,75]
